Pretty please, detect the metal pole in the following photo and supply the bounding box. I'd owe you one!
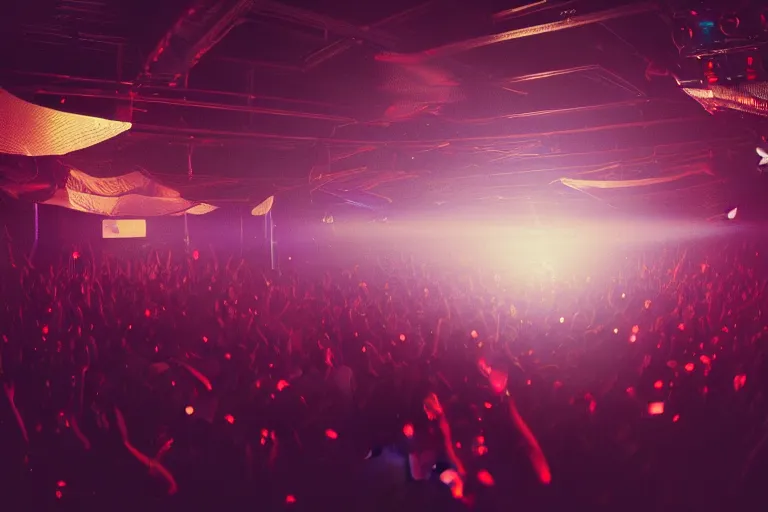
[183,213,190,252]
[30,203,39,259]
[267,210,276,271]
[239,210,244,256]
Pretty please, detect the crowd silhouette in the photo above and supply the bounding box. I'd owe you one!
[2,235,768,512]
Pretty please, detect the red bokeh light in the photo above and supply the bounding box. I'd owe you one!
[224,414,235,424]
[325,429,338,440]
[734,374,747,391]
[477,469,495,486]
[648,402,665,415]
[403,423,414,438]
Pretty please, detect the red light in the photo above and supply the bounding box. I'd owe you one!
[276,379,290,391]
[477,469,495,486]
[484,401,492,409]
[648,402,665,415]
[224,414,235,424]
[654,380,663,390]
[673,414,680,423]
[685,363,695,372]
[224,353,231,360]
[403,423,414,438]
[144,309,151,318]
[72,251,80,260]
[185,406,194,416]
[57,480,67,487]
[734,374,747,391]
[399,334,406,342]
[325,429,338,439]
[285,495,296,504]
[42,325,49,335]
[699,355,711,365]
[202,336,208,343]
[748,56,754,66]
[192,250,199,261]
[55,490,62,499]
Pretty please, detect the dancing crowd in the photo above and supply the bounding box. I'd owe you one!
[2,235,768,512]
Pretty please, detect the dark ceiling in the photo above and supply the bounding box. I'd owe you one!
[0,0,764,217]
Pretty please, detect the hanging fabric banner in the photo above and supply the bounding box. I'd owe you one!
[0,89,131,156]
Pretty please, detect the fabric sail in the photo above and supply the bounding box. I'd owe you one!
[557,167,709,191]
[0,89,131,156]
[41,169,217,217]
[251,196,274,216]
[554,164,727,213]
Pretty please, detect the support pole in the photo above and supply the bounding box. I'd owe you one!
[183,213,190,252]
[267,210,276,271]
[30,203,39,259]
[239,209,244,256]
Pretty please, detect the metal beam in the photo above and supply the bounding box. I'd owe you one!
[258,0,397,49]
[499,64,646,97]
[304,1,436,70]
[141,0,256,85]
[133,116,706,146]
[377,2,659,62]
[29,87,354,123]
